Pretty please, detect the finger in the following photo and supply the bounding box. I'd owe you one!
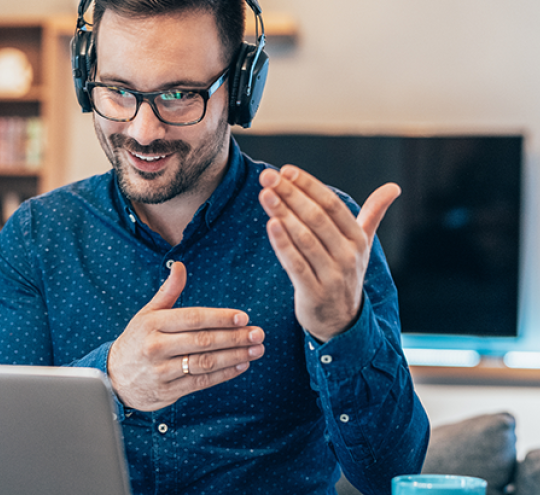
[356,182,401,241]
[144,261,250,332]
[168,363,253,399]
[161,343,265,381]
[145,261,187,311]
[266,217,319,287]
[262,166,359,240]
[259,172,351,260]
[262,197,331,281]
[154,307,253,334]
[158,326,265,357]
[144,363,253,410]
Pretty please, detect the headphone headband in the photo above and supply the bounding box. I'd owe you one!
[71,0,268,128]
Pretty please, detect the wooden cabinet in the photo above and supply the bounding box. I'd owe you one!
[0,15,73,227]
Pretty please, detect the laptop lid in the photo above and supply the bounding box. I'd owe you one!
[0,365,132,495]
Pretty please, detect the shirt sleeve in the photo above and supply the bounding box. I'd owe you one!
[0,204,126,419]
[303,236,430,495]
[0,204,53,366]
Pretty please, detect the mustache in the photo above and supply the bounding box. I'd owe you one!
[109,133,191,156]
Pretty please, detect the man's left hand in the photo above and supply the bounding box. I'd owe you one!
[259,165,401,343]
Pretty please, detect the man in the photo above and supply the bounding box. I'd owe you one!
[0,0,429,493]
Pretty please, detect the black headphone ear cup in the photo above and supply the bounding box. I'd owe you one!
[228,42,269,128]
[71,29,95,113]
[228,43,250,126]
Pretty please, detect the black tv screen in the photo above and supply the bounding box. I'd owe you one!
[233,133,522,338]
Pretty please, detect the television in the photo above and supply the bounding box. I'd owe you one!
[233,133,523,338]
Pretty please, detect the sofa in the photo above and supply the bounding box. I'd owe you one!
[336,412,540,495]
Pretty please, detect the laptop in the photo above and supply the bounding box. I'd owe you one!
[0,365,132,495]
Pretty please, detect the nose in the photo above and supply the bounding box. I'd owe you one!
[125,101,167,146]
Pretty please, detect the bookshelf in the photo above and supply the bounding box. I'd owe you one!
[0,15,73,227]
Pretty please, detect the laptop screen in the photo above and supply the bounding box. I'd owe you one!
[0,365,132,495]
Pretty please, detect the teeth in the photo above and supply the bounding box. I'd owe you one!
[133,153,167,162]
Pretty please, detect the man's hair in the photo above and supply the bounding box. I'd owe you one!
[92,0,246,65]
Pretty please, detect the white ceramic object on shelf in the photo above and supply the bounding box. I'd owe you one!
[0,47,33,98]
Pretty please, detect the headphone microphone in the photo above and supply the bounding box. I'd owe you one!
[71,0,269,128]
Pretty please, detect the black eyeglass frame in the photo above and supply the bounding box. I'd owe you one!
[84,68,230,126]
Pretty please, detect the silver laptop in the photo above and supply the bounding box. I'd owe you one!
[0,365,132,495]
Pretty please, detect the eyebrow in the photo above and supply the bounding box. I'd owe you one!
[97,74,210,91]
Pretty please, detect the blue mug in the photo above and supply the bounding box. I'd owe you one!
[392,475,487,495]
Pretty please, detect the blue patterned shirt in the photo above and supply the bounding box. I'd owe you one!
[0,138,428,495]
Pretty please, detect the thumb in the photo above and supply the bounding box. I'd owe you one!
[146,262,187,311]
[357,182,401,242]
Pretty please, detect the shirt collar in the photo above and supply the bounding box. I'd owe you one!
[114,137,246,235]
[202,136,245,228]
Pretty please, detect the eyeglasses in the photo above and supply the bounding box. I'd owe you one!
[85,68,229,126]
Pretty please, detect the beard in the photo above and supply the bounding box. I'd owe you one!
[94,109,229,205]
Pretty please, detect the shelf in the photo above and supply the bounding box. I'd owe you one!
[0,166,40,177]
[245,12,298,44]
[0,14,77,194]
[0,17,45,28]
[411,357,540,387]
[0,85,45,103]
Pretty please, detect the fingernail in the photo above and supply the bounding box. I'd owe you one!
[268,219,284,235]
[249,329,264,343]
[249,345,264,357]
[234,313,248,326]
[262,170,280,187]
[281,166,299,181]
[236,362,249,371]
[265,190,280,207]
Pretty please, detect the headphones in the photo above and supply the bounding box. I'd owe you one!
[71,0,269,128]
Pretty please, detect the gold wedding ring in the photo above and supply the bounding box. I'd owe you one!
[182,355,190,375]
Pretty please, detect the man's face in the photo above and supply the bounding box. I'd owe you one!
[93,9,231,204]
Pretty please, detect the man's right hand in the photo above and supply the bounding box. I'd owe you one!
[107,262,265,411]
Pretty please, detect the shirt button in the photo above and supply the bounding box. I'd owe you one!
[158,423,168,434]
[340,414,350,423]
[166,259,175,269]
[321,355,333,364]
[308,342,315,351]
[128,213,137,223]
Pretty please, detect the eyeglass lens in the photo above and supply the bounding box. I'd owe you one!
[91,87,206,124]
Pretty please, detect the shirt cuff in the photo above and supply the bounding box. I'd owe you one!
[303,292,385,383]
[70,341,129,422]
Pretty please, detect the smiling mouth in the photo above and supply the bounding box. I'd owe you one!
[131,152,169,162]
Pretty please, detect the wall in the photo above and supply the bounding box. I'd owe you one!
[0,0,72,15]
[415,383,540,459]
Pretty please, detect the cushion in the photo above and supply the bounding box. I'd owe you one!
[335,474,363,495]
[512,449,540,495]
[421,412,517,495]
